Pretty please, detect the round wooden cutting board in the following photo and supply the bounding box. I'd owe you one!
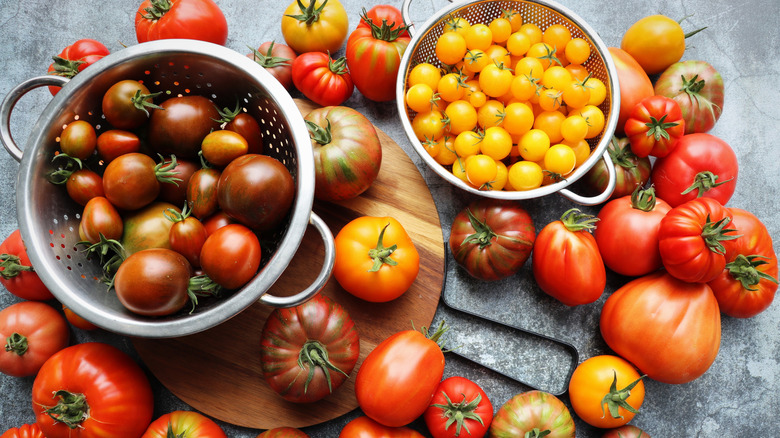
[132,100,445,430]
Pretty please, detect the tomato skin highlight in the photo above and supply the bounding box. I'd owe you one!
[114,248,193,316]
[199,224,261,290]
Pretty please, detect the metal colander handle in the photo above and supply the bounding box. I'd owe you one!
[0,75,69,162]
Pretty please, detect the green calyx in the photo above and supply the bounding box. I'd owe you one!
[49,56,85,79]
[367,223,398,272]
[601,370,645,420]
[47,153,83,185]
[419,319,449,349]
[286,0,329,25]
[700,214,740,255]
[5,332,28,356]
[430,391,486,437]
[643,114,679,141]
[360,8,408,41]
[461,208,497,249]
[79,234,127,281]
[0,254,34,279]
[216,102,242,125]
[295,340,349,395]
[43,390,89,429]
[328,54,350,75]
[630,185,658,212]
[166,422,186,438]
[559,208,599,233]
[247,42,292,69]
[306,118,333,145]
[140,0,172,20]
[680,171,733,198]
[187,275,222,314]
[608,136,639,170]
[155,154,184,186]
[131,89,164,117]
[163,203,193,224]
[525,429,551,438]
[725,254,779,291]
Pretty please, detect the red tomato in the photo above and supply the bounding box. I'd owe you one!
[339,416,424,438]
[248,41,297,90]
[218,105,265,155]
[66,168,104,206]
[449,199,535,281]
[304,105,382,202]
[96,129,142,162]
[142,410,227,438]
[291,52,354,107]
[607,47,654,134]
[658,197,739,283]
[602,271,721,384]
[166,206,208,268]
[114,248,194,316]
[624,95,685,158]
[47,39,109,95]
[202,211,237,236]
[0,423,45,438]
[135,0,228,45]
[532,208,606,306]
[62,304,99,331]
[650,133,738,207]
[187,167,222,220]
[601,425,652,438]
[708,208,779,318]
[594,187,672,277]
[32,342,154,437]
[0,302,69,377]
[79,196,123,244]
[259,293,360,403]
[103,153,177,211]
[148,95,221,159]
[257,428,310,438]
[583,136,651,201]
[355,323,446,427]
[0,230,54,300]
[423,376,493,438]
[199,224,261,290]
[102,80,160,130]
[346,5,410,102]
[217,154,295,232]
[654,60,724,134]
[489,390,575,438]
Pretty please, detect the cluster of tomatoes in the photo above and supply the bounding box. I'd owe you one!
[404,11,609,192]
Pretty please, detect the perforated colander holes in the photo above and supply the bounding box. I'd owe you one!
[47,216,101,282]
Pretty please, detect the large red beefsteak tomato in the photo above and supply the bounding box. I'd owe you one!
[135,0,228,45]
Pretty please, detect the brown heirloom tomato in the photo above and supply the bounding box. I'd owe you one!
[199,224,261,290]
[79,196,123,244]
[600,270,721,384]
[157,158,199,207]
[0,301,70,377]
[166,206,208,268]
[304,106,382,202]
[59,120,96,160]
[218,104,265,154]
[201,130,249,166]
[654,60,724,134]
[65,168,104,206]
[248,41,297,91]
[187,167,222,220]
[217,154,295,232]
[490,390,575,438]
[602,425,651,438]
[102,80,160,130]
[103,153,180,211]
[583,136,651,201]
[148,95,221,159]
[260,293,360,403]
[114,248,194,316]
[449,199,535,281]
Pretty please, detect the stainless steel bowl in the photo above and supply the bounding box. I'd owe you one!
[0,40,334,338]
[397,0,618,205]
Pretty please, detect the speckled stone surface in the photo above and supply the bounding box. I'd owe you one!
[1,0,778,436]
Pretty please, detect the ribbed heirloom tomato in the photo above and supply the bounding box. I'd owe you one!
[0,424,45,438]
[339,416,424,438]
[142,411,227,438]
[258,428,310,438]
[424,376,493,438]
[490,390,575,438]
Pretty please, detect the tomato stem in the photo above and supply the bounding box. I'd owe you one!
[47,153,83,185]
[700,214,741,255]
[680,171,733,198]
[607,136,639,170]
[306,119,333,145]
[600,370,645,420]
[42,390,89,429]
[247,42,292,69]
[298,339,349,394]
[140,0,171,20]
[630,186,658,212]
[328,54,350,75]
[462,209,498,249]
[155,154,184,186]
[430,391,486,436]
[187,275,223,314]
[559,208,599,233]
[360,8,409,41]
[131,89,164,117]
[0,254,35,279]
[286,0,328,25]
[49,55,85,79]
[5,332,28,356]
[367,223,398,272]
[642,114,679,141]
[725,254,779,291]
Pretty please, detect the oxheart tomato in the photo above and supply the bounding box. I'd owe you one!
[148,95,221,159]
[32,342,154,437]
[449,199,535,281]
[103,153,180,211]
[217,105,265,155]
[47,39,109,95]
[281,0,349,54]
[339,416,424,438]
[355,323,446,427]
[79,196,123,244]
[594,187,672,277]
[346,5,410,102]
[102,80,160,130]
[114,248,194,316]
[217,154,295,232]
[658,197,739,283]
[135,0,228,45]
[607,47,653,134]
[304,105,382,202]
[0,423,45,438]
[0,302,69,377]
[624,95,685,158]
[259,293,360,403]
[199,224,261,290]
[583,136,651,201]
[654,60,724,134]
[292,52,354,107]
[708,208,778,318]
[601,425,651,438]
[424,376,493,438]
[532,208,606,306]
[600,271,721,384]
[651,133,738,207]
[121,201,180,256]
[333,216,419,302]
[0,230,54,301]
[258,428,310,438]
[489,390,575,438]
[142,410,226,438]
[248,41,297,90]
[96,129,142,162]
[568,355,645,429]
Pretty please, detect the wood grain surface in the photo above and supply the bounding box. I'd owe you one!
[133,99,445,429]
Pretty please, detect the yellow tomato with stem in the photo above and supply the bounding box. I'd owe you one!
[508,160,543,190]
[412,110,446,141]
[562,78,591,109]
[405,83,436,113]
[620,14,701,75]
[281,0,348,53]
[538,88,563,112]
[510,74,540,102]
[514,56,544,79]
[463,49,490,73]
[434,135,458,165]
[542,23,572,54]
[569,104,605,139]
[565,63,590,81]
[527,42,560,70]
[444,100,478,135]
[454,130,483,157]
[477,99,505,129]
[560,114,589,143]
[444,15,471,36]
[502,9,523,32]
[438,73,467,102]
[565,38,591,65]
[421,136,441,158]
[506,32,531,57]
[585,77,607,106]
[451,156,468,182]
[488,17,512,44]
[479,63,514,98]
[541,65,572,91]
[485,45,511,67]
[465,154,498,188]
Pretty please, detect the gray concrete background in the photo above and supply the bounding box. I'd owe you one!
[1,0,778,436]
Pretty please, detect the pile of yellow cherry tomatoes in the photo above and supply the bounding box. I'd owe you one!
[405,11,608,191]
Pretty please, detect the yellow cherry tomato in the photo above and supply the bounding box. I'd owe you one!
[502,9,524,32]
[508,160,543,191]
[503,102,535,136]
[527,42,559,70]
[434,135,458,165]
[411,110,446,141]
[465,154,498,188]
[538,88,563,112]
[563,138,592,167]
[506,32,531,57]
[406,83,436,114]
[562,79,591,109]
[409,62,442,90]
[565,37,591,65]
[421,136,441,158]
[451,156,469,182]
[585,77,607,106]
[488,17,512,44]
[541,65,573,91]
[465,23,493,51]
[445,100,478,135]
[444,15,471,36]
[492,160,509,190]
[518,23,543,46]
[477,99,505,129]
[543,143,577,175]
[463,49,490,73]
[479,63,513,97]
[560,114,589,143]
[533,110,566,144]
[542,23,572,54]
[569,104,605,139]
[481,126,513,160]
[518,129,550,161]
[454,130,483,157]
[438,73,467,102]
[436,32,468,65]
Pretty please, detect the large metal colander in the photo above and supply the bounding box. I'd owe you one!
[0,40,334,338]
[397,0,619,204]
